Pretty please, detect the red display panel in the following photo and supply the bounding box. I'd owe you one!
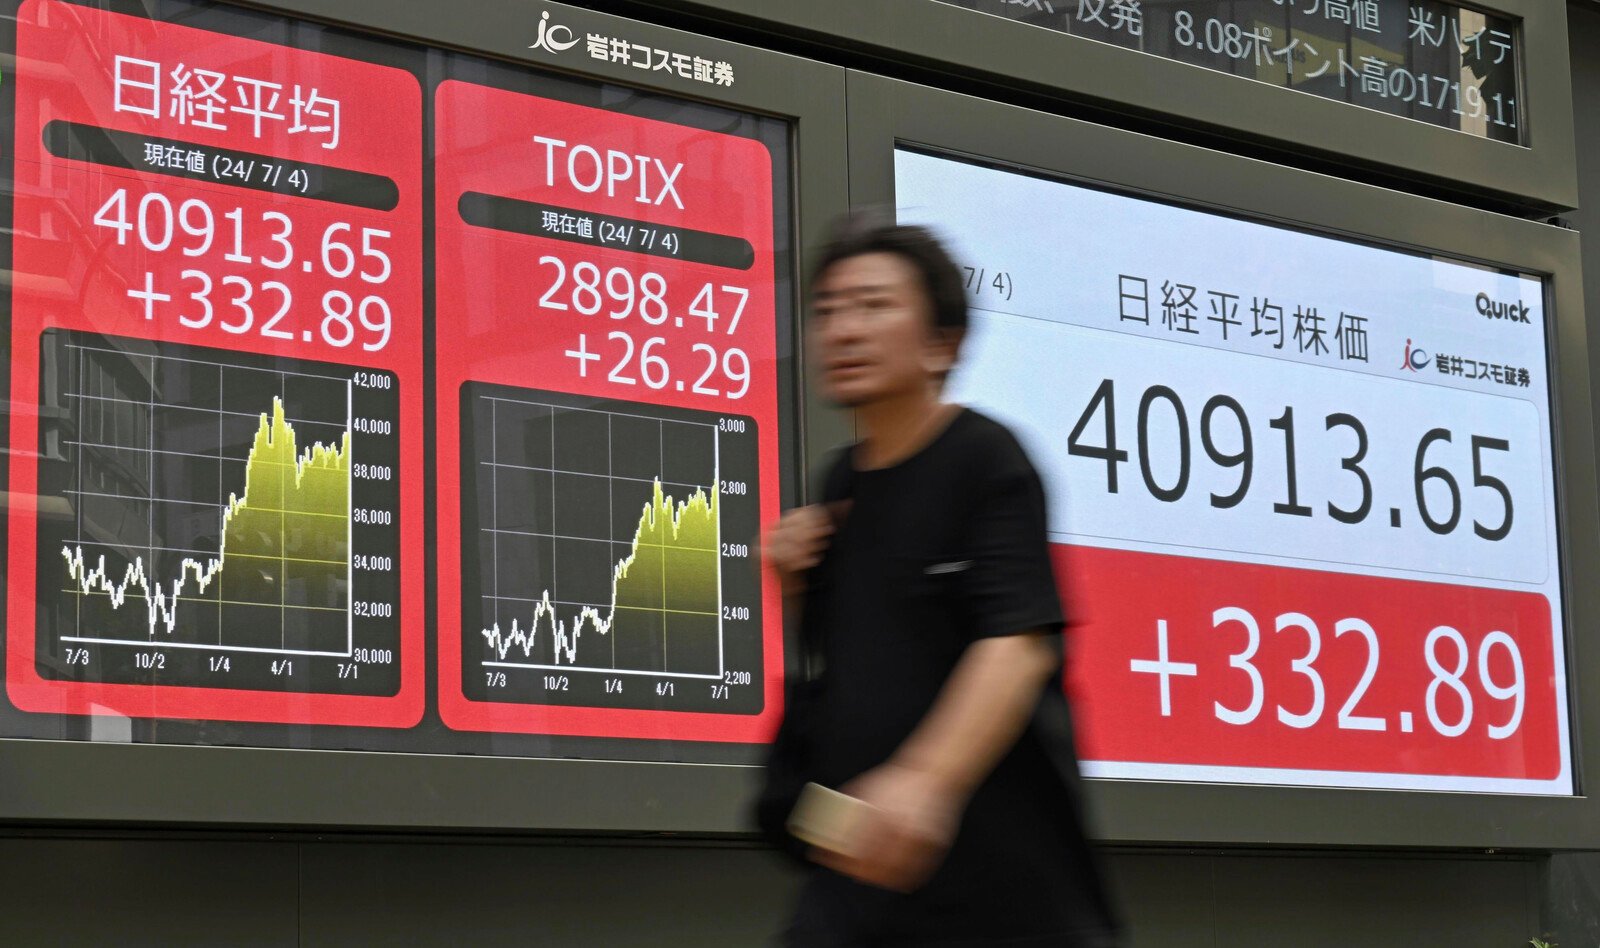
[435,79,784,741]
[1063,546,1561,783]
[7,0,424,726]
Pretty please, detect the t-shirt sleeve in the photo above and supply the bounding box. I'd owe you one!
[961,433,1066,640]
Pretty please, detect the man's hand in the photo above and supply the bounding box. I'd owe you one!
[763,505,838,595]
[810,762,963,893]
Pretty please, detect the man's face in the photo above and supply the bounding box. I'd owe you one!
[810,251,958,408]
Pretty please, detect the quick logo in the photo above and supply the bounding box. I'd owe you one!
[1476,292,1531,324]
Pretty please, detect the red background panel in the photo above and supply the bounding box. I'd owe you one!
[1062,544,1561,781]
[434,79,785,741]
[7,0,425,726]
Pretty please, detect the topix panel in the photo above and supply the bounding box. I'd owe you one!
[897,148,1569,795]
[433,77,786,747]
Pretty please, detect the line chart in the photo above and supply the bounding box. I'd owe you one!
[34,330,403,695]
[61,397,350,649]
[480,478,720,671]
[461,384,764,714]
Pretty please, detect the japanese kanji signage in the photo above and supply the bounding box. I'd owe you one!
[899,148,1568,794]
[941,0,1523,143]
[526,9,738,87]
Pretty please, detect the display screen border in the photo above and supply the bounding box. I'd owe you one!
[845,69,1600,850]
[611,0,1575,214]
[0,0,852,835]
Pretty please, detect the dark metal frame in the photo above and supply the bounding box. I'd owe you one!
[0,0,852,835]
[846,70,1599,849]
[6,0,1591,851]
[622,0,1578,214]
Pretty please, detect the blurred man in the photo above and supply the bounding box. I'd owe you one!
[759,222,1119,946]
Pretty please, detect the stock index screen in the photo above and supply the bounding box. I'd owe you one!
[433,78,785,744]
[7,0,426,728]
[897,148,1571,794]
[0,0,794,765]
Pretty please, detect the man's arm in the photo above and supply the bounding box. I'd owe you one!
[815,630,1060,891]
[891,630,1060,795]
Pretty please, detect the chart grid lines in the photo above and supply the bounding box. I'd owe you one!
[715,427,723,676]
[476,460,700,487]
[59,637,352,657]
[472,391,728,679]
[62,487,352,515]
[280,366,286,652]
[52,338,359,658]
[461,383,762,713]
[73,343,84,644]
[659,418,665,670]
[608,411,615,670]
[65,342,354,382]
[147,347,156,653]
[481,595,718,615]
[346,377,354,657]
[65,393,344,425]
[217,363,223,646]
[481,661,723,680]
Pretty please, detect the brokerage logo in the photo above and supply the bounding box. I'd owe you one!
[529,11,579,54]
[1399,338,1429,372]
[1476,291,1531,324]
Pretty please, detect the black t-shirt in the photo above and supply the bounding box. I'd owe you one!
[771,409,1119,947]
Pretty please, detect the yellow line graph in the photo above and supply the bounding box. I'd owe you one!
[62,397,351,639]
[482,478,719,664]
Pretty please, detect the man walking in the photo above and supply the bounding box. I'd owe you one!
[759,222,1120,946]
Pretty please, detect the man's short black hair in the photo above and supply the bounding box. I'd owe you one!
[812,219,968,333]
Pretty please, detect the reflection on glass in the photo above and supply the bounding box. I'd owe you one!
[939,0,1523,144]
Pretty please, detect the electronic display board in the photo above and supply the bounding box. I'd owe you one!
[433,77,787,745]
[0,0,800,773]
[6,0,425,727]
[624,0,1576,214]
[897,148,1571,794]
[938,0,1524,144]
